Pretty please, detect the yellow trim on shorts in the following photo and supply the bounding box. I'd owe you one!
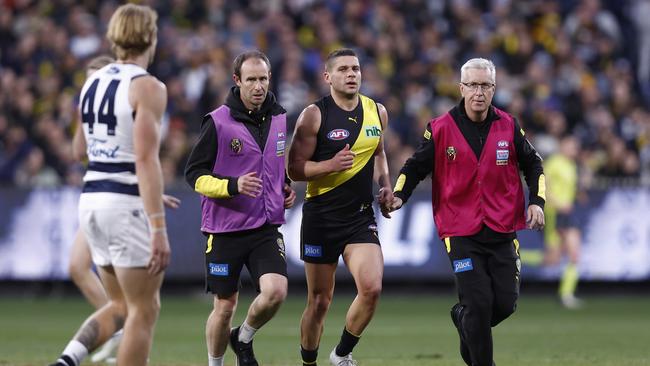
[206,234,213,254]
[302,361,317,365]
[444,237,451,253]
[513,238,520,256]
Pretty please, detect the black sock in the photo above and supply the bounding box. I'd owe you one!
[335,327,360,357]
[51,355,76,366]
[301,345,318,365]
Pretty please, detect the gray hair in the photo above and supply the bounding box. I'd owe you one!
[460,58,496,83]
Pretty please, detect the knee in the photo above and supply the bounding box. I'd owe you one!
[492,297,517,326]
[213,298,237,322]
[308,292,332,318]
[262,285,287,308]
[68,261,86,283]
[358,282,382,305]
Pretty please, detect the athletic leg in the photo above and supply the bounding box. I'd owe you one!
[207,292,238,365]
[69,228,108,310]
[300,262,337,362]
[114,267,164,366]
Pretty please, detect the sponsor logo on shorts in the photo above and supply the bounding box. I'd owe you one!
[277,238,286,260]
[327,129,349,140]
[368,224,378,231]
[304,245,322,257]
[209,263,229,276]
[453,258,473,273]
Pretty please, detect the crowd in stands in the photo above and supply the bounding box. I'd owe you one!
[1,0,649,190]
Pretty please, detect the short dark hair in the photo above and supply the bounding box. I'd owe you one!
[325,48,357,71]
[233,50,271,79]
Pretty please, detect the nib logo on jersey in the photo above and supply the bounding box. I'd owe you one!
[365,126,381,137]
[327,129,349,140]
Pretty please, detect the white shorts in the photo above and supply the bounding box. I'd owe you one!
[78,203,151,268]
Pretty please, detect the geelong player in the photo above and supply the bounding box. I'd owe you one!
[50,4,169,366]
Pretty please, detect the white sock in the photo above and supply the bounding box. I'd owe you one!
[208,354,224,366]
[238,321,257,343]
[59,340,89,365]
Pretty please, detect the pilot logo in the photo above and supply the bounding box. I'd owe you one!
[365,126,381,137]
[304,245,322,258]
[209,263,229,276]
[230,138,242,154]
[453,258,473,273]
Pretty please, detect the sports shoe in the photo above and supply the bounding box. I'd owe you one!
[560,294,584,310]
[91,330,122,363]
[329,348,357,366]
[229,326,259,366]
[451,304,472,366]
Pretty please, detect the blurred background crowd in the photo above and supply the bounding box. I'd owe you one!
[1,0,650,191]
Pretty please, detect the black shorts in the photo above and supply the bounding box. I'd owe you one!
[204,224,287,297]
[446,235,521,304]
[300,205,380,264]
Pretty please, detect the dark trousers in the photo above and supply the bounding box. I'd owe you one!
[447,236,521,366]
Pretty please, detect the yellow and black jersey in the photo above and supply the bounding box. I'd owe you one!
[304,94,382,214]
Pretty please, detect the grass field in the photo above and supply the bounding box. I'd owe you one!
[1,292,649,366]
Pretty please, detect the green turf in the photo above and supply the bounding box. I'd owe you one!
[1,293,649,365]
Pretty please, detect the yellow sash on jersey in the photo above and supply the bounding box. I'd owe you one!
[306,94,382,199]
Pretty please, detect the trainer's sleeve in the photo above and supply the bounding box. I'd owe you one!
[394,123,435,204]
[514,119,545,209]
[184,115,239,198]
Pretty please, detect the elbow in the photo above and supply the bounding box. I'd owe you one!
[286,163,301,182]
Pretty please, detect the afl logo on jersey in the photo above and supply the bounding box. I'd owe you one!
[230,138,242,154]
[327,129,349,140]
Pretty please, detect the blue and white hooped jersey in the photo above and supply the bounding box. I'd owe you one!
[79,63,147,201]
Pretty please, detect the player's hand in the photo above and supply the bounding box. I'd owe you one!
[283,184,296,209]
[389,196,403,212]
[527,204,545,230]
[377,187,394,218]
[237,172,263,198]
[328,144,355,172]
[148,232,171,275]
[162,194,181,209]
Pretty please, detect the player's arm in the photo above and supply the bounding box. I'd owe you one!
[390,123,435,210]
[72,111,87,161]
[373,103,394,218]
[131,75,170,274]
[287,104,355,181]
[184,115,240,199]
[514,119,545,229]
